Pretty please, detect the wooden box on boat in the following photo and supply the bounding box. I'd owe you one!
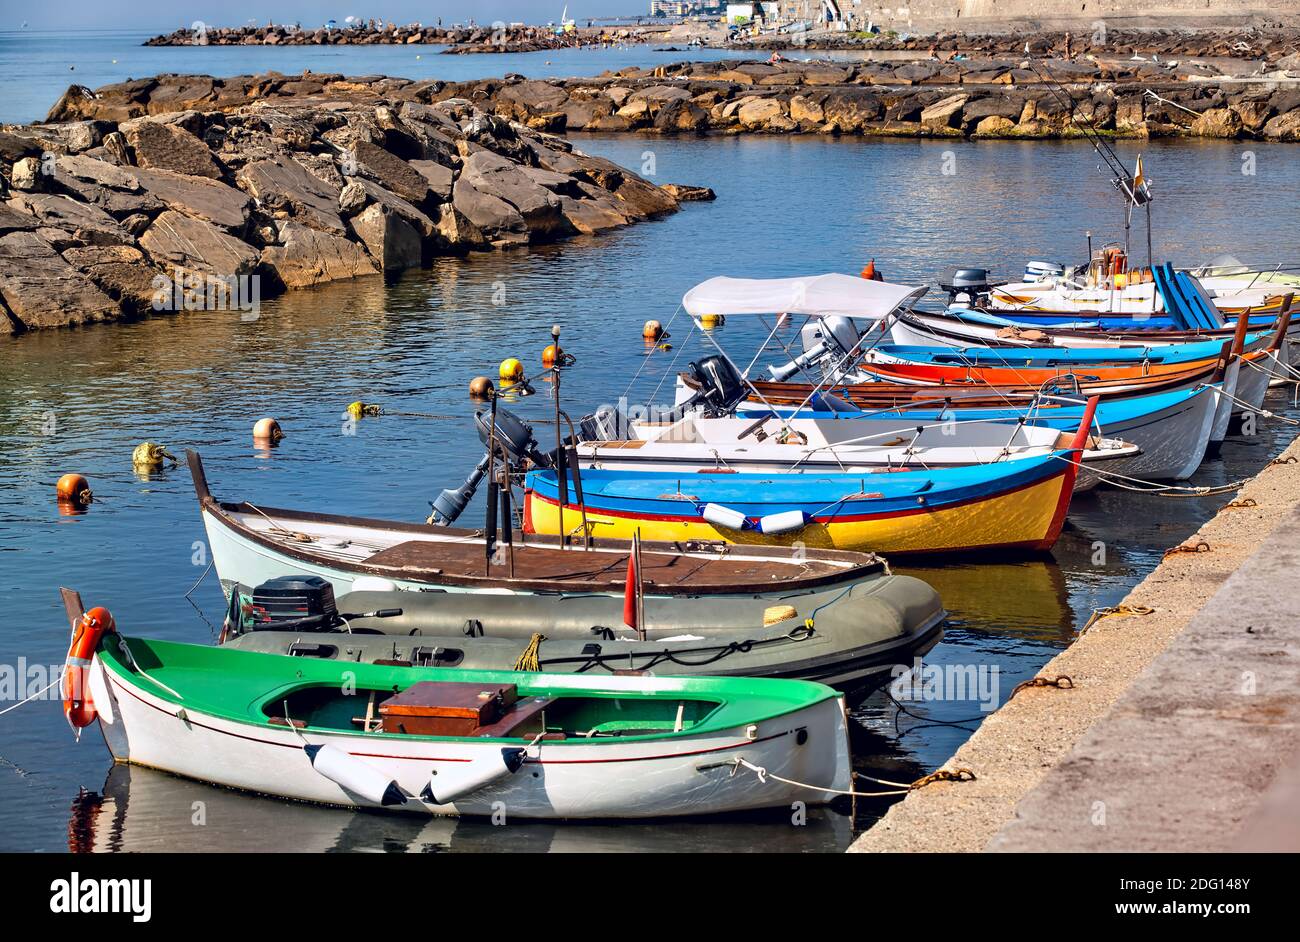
[379,681,518,736]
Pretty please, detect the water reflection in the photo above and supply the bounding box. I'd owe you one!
[69,764,855,853]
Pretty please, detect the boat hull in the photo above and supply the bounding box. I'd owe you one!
[525,457,1078,556]
[92,656,852,819]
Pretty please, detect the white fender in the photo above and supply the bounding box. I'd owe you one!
[757,510,809,535]
[701,503,749,531]
[352,576,400,593]
[304,743,406,806]
[421,747,527,805]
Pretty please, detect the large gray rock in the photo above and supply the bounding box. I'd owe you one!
[408,159,454,201]
[349,203,423,270]
[138,210,258,277]
[497,80,570,118]
[458,149,568,239]
[349,177,436,237]
[122,167,252,229]
[61,244,159,314]
[236,157,344,233]
[122,118,223,179]
[52,155,165,218]
[0,230,121,331]
[6,192,132,245]
[557,182,630,235]
[0,203,40,233]
[439,176,528,248]
[348,140,431,204]
[261,221,377,287]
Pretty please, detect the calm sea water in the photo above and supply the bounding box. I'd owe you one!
[0,28,760,125]
[2,31,1300,851]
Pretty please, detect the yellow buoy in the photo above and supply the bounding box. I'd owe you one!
[700,313,725,329]
[253,417,284,444]
[131,442,177,470]
[499,358,524,382]
[347,401,382,420]
[469,376,495,399]
[56,473,93,506]
[642,320,663,340]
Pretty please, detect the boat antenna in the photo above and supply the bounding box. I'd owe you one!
[1023,54,1152,260]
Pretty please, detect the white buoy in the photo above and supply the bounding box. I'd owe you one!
[421,747,526,805]
[701,503,749,532]
[304,743,406,806]
[757,510,810,535]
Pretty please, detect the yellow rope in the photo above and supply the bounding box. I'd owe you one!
[513,633,547,672]
[1081,604,1155,633]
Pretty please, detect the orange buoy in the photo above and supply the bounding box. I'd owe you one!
[56,473,92,507]
[861,259,883,281]
[253,417,284,444]
[64,607,116,730]
[469,376,495,399]
[542,344,563,367]
[642,320,663,341]
[499,358,524,382]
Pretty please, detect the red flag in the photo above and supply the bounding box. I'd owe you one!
[623,532,641,632]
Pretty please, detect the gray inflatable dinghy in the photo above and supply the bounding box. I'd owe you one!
[222,574,944,702]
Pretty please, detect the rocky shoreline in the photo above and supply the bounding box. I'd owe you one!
[0,80,706,334]
[144,22,667,53]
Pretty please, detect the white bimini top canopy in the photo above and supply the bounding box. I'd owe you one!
[681,273,928,320]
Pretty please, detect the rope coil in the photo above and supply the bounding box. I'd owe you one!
[1010,674,1074,700]
[1081,604,1155,633]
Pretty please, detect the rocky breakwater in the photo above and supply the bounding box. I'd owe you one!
[0,75,694,334]
[465,57,1300,142]
[143,21,658,52]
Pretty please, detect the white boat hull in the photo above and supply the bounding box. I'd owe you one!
[92,657,853,819]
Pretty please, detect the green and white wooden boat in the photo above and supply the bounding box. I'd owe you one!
[89,629,852,819]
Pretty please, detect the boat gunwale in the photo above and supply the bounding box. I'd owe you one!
[188,450,888,595]
[97,635,840,749]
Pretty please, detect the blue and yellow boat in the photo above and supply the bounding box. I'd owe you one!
[524,447,1082,557]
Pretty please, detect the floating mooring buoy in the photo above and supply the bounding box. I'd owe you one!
[56,473,93,506]
[642,320,663,340]
[469,376,495,399]
[131,442,177,470]
[499,358,524,382]
[253,417,284,444]
[700,313,725,329]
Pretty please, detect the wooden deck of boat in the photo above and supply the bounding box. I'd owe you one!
[365,539,825,588]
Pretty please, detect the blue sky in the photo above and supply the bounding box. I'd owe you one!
[5,3,633,32]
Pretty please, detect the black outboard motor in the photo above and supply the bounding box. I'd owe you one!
[430,407,551,527]
[239,576,401,635]
[678,355,748,418]
[938,267,991,306]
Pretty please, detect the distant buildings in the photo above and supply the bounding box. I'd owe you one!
[650,1,725,16]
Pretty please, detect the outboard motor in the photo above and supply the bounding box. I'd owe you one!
[1022,261,1065,284]
[768,315,864,382]
[430,407,551,527]
[475,406,551,469]
[234,576,402,635]
[938,267,992,307]
[687,355,747,416]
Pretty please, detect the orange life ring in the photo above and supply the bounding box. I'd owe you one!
[64,607,115,730]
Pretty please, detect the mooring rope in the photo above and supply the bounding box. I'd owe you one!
[1080,604,1156,633]
[0,669,64,718]
[1051,452,1249,495]
[728,757,976,798]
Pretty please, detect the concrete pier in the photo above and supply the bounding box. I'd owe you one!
[852,434,1300,852]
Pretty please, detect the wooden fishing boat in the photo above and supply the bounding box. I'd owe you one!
[222,574,946,701]
[726,385,1219,484]
[189,451,899,601]
[572,410,1139,493]
[77,604,853,819]
[526,430,1089,557]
